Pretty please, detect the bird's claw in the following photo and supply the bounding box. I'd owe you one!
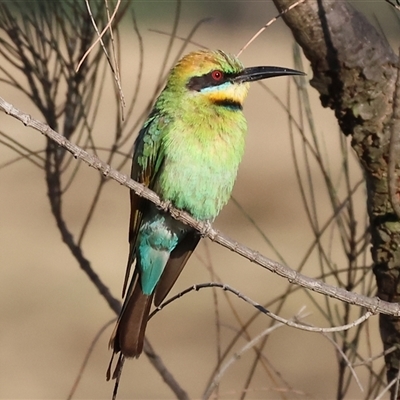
[157,200,171,213]
[200,220,212,237]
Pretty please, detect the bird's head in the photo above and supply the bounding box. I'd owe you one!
[164,49,304,109]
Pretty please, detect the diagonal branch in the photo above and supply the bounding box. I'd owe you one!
[2,94,400,317]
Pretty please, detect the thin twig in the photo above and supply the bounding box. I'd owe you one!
[204,323,286,400]
[353,345,397,367]
[374,372,400,400]
[67,319,116,400]
[203,308,308,400]
[77,0,121,71]
[384,0,400,11]
[236,0,306,57]
[150,282,374,334]
[321,332,364,392]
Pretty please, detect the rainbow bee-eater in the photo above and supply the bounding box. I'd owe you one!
[108,49,303,368]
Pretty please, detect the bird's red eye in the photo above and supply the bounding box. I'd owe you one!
[211,70,224,81]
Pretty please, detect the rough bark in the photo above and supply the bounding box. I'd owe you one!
[273,0,400,396]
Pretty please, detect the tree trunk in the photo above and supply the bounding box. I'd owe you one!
[273,0,400,397]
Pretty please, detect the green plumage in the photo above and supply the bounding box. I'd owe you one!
[145,104,247,220]
[137,51,247,220]
[107,49,303,376]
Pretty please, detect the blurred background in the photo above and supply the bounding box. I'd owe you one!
[1,1,400,399]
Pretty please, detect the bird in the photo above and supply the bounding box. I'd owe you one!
[108,49,303,376]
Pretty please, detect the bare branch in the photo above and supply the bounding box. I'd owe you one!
[151,282,374,334]
[236,0,306,58]
[2,95,400,318]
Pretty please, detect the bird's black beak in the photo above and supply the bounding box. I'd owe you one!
[234,66,305,83]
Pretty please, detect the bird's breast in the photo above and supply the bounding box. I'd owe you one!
[156,114,247,221]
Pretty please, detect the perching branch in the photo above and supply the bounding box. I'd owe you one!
[2,94,400,317]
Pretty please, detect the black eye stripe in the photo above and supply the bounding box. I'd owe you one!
[187,71,236,92]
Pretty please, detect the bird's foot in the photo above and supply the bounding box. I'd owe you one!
[200,220,213,238]
[157,199,172,213]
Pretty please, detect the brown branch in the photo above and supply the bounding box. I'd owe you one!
[144,340,190,400]
[2,94,400,317]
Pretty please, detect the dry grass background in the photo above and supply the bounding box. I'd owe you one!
[1,1,400,399]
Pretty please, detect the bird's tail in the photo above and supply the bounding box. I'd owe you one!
[109,278,153,359]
